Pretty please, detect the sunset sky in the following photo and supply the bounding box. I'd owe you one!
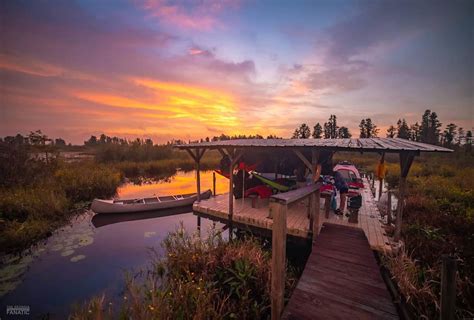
[1,0,472,144]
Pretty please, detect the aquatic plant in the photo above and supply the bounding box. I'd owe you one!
[70,226,298,319]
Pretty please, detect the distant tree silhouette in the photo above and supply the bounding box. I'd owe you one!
[359,118,378,138]
[292,123,311,139]
[323,115,339,139]
[312,123,323,139]
[420,109,442,145]
[386,125,396,138]
[338,126,351,138]
[396,119,411,139]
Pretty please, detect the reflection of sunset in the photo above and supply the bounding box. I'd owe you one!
[117,171,229,199]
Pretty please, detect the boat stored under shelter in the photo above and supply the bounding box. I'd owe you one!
[176,137,452,320]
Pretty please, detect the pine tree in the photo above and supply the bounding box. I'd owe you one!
[292,123,311,139]
[396,119,411,139]
[442,123,457,147]
[359,118,378,138]
[386,125,396,138]
[323,115,339,138]
[359,119,367,138]
[410,122,421,141]
[420,110,442,144]
[312,123,323,139]
[338,126,351,138]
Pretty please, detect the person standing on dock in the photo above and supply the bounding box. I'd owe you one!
[334,170,349,215]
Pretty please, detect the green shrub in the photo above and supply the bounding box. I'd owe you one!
[70,226,297,319]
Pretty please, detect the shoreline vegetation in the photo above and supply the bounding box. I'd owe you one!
[1,123,473,318]
[0,133,222,254]
[70,226,299,320]
[335,151,474,318]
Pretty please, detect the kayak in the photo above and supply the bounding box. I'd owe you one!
[334,162,364,189]
[250,171,291,192]
[91,189,212,214]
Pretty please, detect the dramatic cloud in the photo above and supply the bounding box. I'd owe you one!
[1,0,472,143]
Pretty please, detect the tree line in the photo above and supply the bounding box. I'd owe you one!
[291,109,472,148]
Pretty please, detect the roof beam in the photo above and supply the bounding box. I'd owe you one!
[293,149,313,172]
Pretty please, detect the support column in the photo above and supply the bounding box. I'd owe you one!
[186,148,206,202]
[313,189,321,237]
[224,148,243,240]
[394,152,415,242]
[270,200,287,320]
[378,153,385,200]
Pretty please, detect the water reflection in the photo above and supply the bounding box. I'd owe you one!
[117,170,229,199]
[0,170,225,319]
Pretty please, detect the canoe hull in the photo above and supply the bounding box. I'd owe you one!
[91,189,212,214]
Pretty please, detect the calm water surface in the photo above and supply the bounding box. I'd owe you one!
[0,170,228,319]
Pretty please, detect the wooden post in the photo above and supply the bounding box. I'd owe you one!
[324,196,331,218]
[196,151,201,202]
[378,179,383,200]
[228,156,234,238]
[378,153,385,200]
[212,171,216,196]
[185,148,206,202]
[387,190,392,225]
[270,200,287,320]
[197,216,201,234]
[314,189,321,236]
[441,255,457,320]
[394,152,415,242]
[226,148,243,240]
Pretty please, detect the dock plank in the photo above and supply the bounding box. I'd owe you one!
[193,178,391,252]
[282,223,398,319]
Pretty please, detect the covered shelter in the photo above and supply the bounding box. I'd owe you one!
[177,137,452,320]
[177,137,451,241]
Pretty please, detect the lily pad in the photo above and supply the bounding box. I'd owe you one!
[50,244,64,251]
[77,235,94,247]
[144,231,157,238]
[70,255,86,262]
[61,249,75,257]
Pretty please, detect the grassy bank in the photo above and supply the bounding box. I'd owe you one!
[339,150,473,318]
[70,226,298,319]
[0,142,220,254]
[0,161,122,253]
[111,150,220,178]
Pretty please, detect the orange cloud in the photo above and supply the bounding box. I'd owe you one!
[72,78,240,133]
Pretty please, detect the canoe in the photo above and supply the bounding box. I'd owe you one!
[91,189,212,214]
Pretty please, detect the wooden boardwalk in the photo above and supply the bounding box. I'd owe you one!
[282,223,398,319]
[193,179,392,251]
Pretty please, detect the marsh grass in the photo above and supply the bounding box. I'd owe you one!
[111,150,221,178]
[335,151,473,317]
[0,161,122,253]
[345,151,474,318]
[70,225,298,320]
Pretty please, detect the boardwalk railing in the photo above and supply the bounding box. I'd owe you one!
[269,183,321,320]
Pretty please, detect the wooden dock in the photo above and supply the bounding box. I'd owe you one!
[193,179,392,251]
[282,223,398,319]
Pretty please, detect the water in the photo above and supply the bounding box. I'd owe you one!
[0,170,229,319]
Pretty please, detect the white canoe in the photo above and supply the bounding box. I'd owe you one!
[91,189,212,214]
